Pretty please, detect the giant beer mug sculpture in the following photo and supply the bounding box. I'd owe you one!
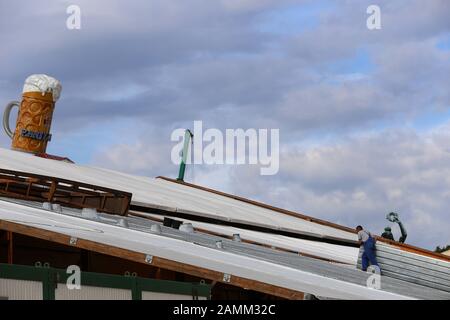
[3,74,62,154]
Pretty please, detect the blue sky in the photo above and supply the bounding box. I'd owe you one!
[0,0,449,250]
[437,34,450,50]
[256,0,334,35]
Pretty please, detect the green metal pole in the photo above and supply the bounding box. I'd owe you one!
[42,267,56,300]
[177,129,193,181]
[131,277,142,300]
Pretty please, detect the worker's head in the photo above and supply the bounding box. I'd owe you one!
[384,227,392,232]
[356,225,363,231]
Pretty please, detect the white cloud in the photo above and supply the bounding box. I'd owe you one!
[1,0,449,249]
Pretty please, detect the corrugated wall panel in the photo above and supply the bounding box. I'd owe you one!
[55,284,132,300]
[380,270,450,293]
[374,251,450,275]
[376,245,450,270]
[0,279,43,300]
[375,258,450,285]
[357,243,450,293]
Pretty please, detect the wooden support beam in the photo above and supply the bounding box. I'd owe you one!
[47,181,57,202]
[0,219,305,300]
[6,231,13,264]
[0,168,132,216]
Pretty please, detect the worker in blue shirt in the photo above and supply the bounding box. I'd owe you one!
[356,225,380,272]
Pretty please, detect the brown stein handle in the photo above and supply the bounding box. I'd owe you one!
[3,101,20,139]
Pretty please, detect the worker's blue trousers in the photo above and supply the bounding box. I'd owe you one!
[362,237,379,272]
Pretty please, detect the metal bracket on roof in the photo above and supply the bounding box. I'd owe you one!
[124,271,137,277]
[222,273,231,283]
[69,237,78,245]
[145,254,153,264]
[216,240,223,249]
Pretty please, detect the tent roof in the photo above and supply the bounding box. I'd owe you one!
[3,198,445,300]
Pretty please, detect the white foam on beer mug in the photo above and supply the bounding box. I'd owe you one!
[22,74,62,102]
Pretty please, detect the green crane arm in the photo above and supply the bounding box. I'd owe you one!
[177,129,193,182]
[386,212,407,243]
[397,220,407,243]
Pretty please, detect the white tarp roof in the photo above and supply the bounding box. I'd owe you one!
[0,199,412,300]
[0,148,357,243]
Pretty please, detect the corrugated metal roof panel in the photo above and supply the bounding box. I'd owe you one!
[358,243,450,293]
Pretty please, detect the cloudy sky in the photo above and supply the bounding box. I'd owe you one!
[0,0,449,250]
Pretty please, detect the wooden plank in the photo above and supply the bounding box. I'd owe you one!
[47,181,57,202]
[7,231,13,264]
[0,219,305,300]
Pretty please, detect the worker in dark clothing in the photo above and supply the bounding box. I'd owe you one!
[356,225,380,272]
[381,227,395,240]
